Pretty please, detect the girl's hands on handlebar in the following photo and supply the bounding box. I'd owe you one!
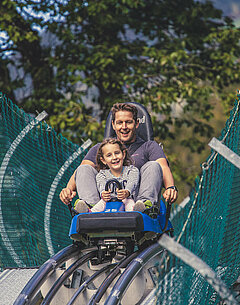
[101,190,111,202]
[117,189,130,201]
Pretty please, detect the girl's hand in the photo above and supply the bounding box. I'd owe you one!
[101,190,111,202]
[117,189,130,201]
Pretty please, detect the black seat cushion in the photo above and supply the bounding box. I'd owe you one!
[76,212,144,233]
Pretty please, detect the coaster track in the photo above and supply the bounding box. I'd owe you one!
[14,233,239,305]
[14,240,165,305]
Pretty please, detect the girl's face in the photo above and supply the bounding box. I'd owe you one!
[100,143,125,175]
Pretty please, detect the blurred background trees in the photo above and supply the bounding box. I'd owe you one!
[1,0,240,201]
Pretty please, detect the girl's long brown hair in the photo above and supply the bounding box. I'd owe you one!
[96,138,132,171]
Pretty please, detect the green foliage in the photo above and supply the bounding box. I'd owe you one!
[48,95,104,144]
[1,0,240,198]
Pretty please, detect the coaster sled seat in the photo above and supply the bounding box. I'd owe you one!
[69,200,173,247]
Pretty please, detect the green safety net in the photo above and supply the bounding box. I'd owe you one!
[0,92,89,268]
[156,91,240,304]
[1,91,240,304]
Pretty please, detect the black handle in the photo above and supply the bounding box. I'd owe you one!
[162,201,172,232]
[67,202,75,218]
[105,178,122,191]
[105,179,122,202]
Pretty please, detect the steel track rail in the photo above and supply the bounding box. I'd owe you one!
[105,243,165,305]
[42,249,98,305]
[88,250,140,305]
[67,263,117,305]
[14,244,83,305]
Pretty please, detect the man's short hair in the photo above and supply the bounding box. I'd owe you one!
[111,103,138,122]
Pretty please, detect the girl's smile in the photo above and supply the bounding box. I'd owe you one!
[100,143,125,176]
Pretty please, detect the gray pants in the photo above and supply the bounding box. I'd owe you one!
[75,161,163,206]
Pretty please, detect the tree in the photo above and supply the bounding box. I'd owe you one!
[0,0,61,110]
[1,0,240,198]
[46,0,240,145]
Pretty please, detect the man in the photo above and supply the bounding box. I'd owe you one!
[59,103,178,210]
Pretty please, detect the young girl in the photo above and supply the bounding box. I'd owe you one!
[75,138,143,213]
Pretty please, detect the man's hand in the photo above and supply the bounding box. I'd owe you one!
[162,188,178,204]
[117,189,130,201]
[59,188,76,205]
[101,190,111,202]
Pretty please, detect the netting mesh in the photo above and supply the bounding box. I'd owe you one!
[156,92,240,304]
[0,92,89,268]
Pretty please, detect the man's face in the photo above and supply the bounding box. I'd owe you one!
[112,111,139,144]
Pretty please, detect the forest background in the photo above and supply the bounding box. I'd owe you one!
[1,0,240,202]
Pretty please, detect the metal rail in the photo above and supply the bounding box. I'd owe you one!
[67,263,117,305]
[88,250,140,305]
[14,244,82,305]
[42,250,98,305]
[105,243,165,305]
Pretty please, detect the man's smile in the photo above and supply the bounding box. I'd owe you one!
[120,130,130,135]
